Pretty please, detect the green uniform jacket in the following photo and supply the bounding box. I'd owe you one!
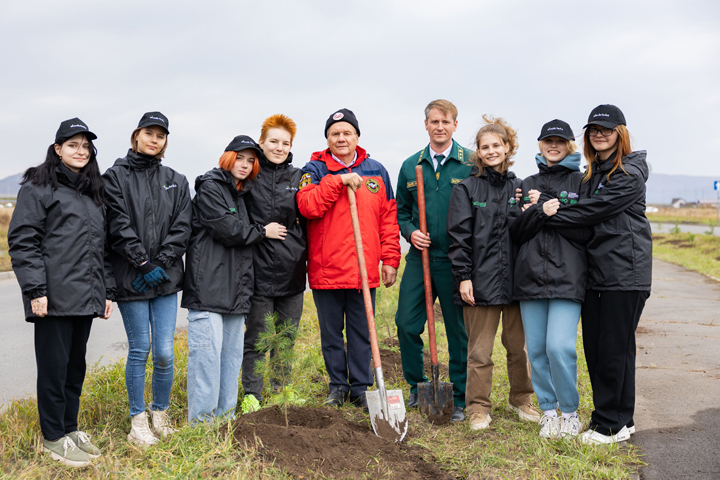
[396,140,474,260]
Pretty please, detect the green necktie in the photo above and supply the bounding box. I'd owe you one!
[434,154,445,171]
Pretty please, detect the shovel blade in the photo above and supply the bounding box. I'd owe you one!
[418,380,454,425]
[366,389,408,442]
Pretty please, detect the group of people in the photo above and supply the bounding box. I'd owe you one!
[8,99,651,468]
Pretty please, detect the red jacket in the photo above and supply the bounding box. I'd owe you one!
[297,146,401,289]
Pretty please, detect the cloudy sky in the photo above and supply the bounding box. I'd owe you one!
[1,0,719,188]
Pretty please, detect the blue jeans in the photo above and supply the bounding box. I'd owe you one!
[187,310,246,423]
[118,293,178,417]
[520,299,581,413]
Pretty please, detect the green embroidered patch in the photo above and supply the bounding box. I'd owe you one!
[229,207,237,213]
[473,202,487,207]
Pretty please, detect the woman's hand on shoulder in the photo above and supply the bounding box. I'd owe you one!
[264,222,287,240]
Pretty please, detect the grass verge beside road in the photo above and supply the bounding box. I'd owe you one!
[647,206,720,227]
[652,232,720,280]
[0,209,12,272]
[0,260,642,479]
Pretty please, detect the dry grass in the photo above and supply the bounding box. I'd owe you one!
[0,208,12,272]
[652,232,720,280]
[647,206,720,226]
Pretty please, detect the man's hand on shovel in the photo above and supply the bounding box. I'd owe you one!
[410,230,431,250]
[341,173,363,191]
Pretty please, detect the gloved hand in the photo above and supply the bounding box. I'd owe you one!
[132,274,150,293]
[138,262,170,288]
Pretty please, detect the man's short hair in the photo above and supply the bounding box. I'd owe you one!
[424,99,458,121]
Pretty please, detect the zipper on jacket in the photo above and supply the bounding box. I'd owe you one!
[145,169,159,258]
[80,194,96,308]
[271,167,278,295]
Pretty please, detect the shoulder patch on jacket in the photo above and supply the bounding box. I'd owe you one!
[406,181,417,189]
[451,178,463,184]
[299,173,311,189]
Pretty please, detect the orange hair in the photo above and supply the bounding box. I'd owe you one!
[259,114,297,143]
[218,150,259,190]
[582,124,632,183]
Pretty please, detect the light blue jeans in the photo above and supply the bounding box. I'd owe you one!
[118,293,178,417]
[187,310,246,423]
[520,299,581,413]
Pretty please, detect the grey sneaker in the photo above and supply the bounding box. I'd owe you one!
[66,431,101,458]
[539,414,561,439]
[559,415,582,439]
[42,436,92,467]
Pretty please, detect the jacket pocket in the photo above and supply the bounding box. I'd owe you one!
[187,310,212,348]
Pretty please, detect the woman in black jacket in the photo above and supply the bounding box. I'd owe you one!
[182,136,286,423]
[9,118,114,467]
[447,116,538,431]
[538,105,652,444]
[240,114,307,412]
[103,112,192,446]
[509,120,587,440]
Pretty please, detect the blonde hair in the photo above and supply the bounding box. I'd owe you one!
[537,139,578,156]
[582,124,632,183]
[424,99,458,121]
[130,127,168,160]
[473,115,518,175]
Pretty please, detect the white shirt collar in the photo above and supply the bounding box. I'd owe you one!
[429,142,453,168]
[331,151,358,168]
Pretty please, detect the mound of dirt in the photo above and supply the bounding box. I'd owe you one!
[231,406,452,479]
[379,338,449,386]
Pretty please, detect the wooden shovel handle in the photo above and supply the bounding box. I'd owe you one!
[415,165,438,366]
[347,188,382,371]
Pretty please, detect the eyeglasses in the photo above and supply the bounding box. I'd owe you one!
[587,127,615,137]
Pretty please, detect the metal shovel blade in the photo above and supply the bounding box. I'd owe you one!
[366,389,408,442]
[418,365,454,425]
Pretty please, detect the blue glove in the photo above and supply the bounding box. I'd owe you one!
[142,266,170,288]
[132,274,150,293]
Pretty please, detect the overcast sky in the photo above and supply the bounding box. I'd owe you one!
[1,0,719,187]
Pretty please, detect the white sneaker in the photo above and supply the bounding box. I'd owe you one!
[507,403,542,423]
[151,409,177,438]
[468,412,492,430]
[539,414,561,439]
[627,425,636,435]
[580,426,631,445]
[559,416,582,439]
[127,411,159,447]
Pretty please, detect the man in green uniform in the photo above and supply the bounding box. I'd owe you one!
[395,99,473,421]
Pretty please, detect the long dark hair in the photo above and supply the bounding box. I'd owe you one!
[21,134,107,205]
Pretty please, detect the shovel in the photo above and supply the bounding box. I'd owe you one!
[415,165,454,425]
[347,187,408,442]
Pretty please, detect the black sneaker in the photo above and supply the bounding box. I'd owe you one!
[450,406,465,422]
[407,392,418,408]
[349,393,369,413]
[324,388,347,407]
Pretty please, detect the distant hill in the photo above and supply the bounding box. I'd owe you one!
[0,173,22,197]
[646,173,719,205]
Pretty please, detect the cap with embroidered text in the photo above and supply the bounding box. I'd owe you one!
[224,135,263,157]
[55,117,97,143]
[583,104,626,130]
[537,119,575,141]
[324,108,360,138]
[137,111,170,134]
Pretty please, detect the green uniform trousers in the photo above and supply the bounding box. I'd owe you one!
[394,250,468,407]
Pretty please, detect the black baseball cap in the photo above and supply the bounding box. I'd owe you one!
[137,111,170,134]
[224,135,263,156]
[584,104,626,129]
[537,119,575,141]
[324,108,360,138]
[55,117,97,143]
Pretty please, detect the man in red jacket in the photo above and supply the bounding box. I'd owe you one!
[297,108,401,410]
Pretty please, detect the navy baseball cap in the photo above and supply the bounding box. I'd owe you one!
[55,117,97,143]
[224,135,263,156]
[537,119,575,141]
[137,111,170,134]
[584,104,626,130]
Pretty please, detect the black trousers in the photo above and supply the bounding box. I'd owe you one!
[241,293,304,401]
[34,316,93,440]
[312,289,375,397]
[582,290,649,435]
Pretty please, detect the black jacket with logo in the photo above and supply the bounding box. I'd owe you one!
[246,153,307,297]
[543,151,652,291]
[9,167,116,321]
[447,166,522,306]
[510,160,588,302]
[103,150,192,302]
[181,168,265,314]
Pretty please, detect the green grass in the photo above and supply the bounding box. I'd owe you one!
[0,259,643,479]
[652,232,720,280]
[646,206,720,227]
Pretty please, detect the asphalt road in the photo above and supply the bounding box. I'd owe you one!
[0,278,189,410]
[632,259,720,479]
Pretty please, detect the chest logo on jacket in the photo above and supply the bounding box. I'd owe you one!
[285,185,299,192]
[365,178,380,193]
[508,198,518,207]
[473,201,487,207]
[163,183,178,191]
[299,173,311,189]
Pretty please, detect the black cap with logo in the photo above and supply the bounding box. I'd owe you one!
[537,119,575,141]
[584,104,626,129]
[55,117,97,144]
[224,135,263,156]
[324,108,360,138]
[137,111,170,134]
